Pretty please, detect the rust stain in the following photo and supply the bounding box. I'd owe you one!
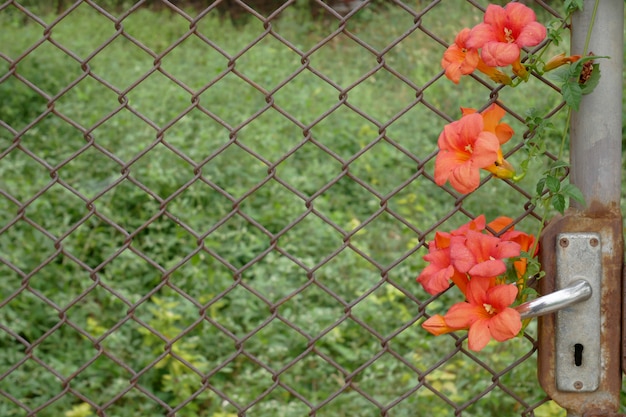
[537,211,623,416]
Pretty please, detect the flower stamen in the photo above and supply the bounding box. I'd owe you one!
[504,27,514,43]
[483,303,497,315]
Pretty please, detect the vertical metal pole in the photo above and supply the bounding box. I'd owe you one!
[538,2,623,416]
[570,0,624,213]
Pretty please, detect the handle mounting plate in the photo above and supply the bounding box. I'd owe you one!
[555,232,601,392]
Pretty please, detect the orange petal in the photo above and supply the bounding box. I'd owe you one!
[487,216,514,234]
[468,319,492,351]
[422,314,459,336]
[489,308,522,342]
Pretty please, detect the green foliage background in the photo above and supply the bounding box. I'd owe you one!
[1,1,625,417]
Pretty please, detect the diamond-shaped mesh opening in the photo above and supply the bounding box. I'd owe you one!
[97,249,162,304]
[198,72,269,127]
[177,319,237,373]
[63,353,134,405]
[0,75,49,133]
[88,108,156,162]
[18,183,86,238]
[0,219,57,273]
[280,352,346,403]
[194,10,267,54]
[102,391,168,416]
[96,179,161,232]
[349,211,417,267]
[67,285,132,339]
[25,253,94,308]
[314,391,383,417]
[315,318,382,372]
[280,283,345,336]
[119,7,192,55]
[160,34,229,92]
[53,76,121,128]
[313,247,380,302]
[208,284,270,338]
[352,352,420,406]
[204,213,271,269]
[202,144,268,198]
[125,71,192,127]
[240,251,308,302]
[244,318,309,370]
[278,212,343,268]
[30,323,96,378]
[271,69,340,124]
[59,214,127,269]
[18,113,87,167]
[14,40,84,97]
[2,1,613,415]
[234,108,304,162]
[313,175,381,230]
[209,354,276,407]
[274,141,343,196]
[44,3,117,59]
[348,139,418,195]
[235,35,305,91]
[351,283,421,338]
[238,180,306,235]
[1,289,60,346]
[0,358,67,410]
[87,36,157,90]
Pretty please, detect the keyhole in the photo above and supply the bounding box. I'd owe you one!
[574,343,584,366]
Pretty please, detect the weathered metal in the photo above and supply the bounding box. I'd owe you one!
[537,1,624,414]
[515,278,592,320]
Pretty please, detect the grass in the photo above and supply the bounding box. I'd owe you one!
[0,1,624,416]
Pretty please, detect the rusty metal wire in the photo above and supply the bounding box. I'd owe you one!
[0,0,570,416]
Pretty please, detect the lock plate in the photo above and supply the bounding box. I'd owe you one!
[555,232,601,392]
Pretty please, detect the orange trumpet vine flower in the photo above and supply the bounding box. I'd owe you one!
[487,216,537,279]
[544,53,582,71]
[450,230,521,280]
[444,279,522,351]
[466,3,547,68]
[434,113,500,194]
[422,314,464,336]
[417,232,469,295]
[461,104,515,180]
[441,28,480,84]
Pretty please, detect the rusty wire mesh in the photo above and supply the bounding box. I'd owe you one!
[0,0,572,416]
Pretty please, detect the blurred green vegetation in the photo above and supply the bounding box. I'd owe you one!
[1,1,624,417]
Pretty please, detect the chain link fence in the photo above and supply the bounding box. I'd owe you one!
[0,0,577,416]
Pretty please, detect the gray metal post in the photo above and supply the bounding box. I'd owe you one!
[569,0,624,213]
[565,2,624,416]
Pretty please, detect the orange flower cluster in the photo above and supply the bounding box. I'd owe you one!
[417,215,536,351]
[441,3,547,84]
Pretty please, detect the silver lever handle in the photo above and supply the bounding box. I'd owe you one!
[515,278,592,320]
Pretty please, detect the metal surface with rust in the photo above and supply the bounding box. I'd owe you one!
[538,214,623,416]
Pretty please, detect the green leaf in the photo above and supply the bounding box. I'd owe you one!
[547,160,569,172]
[545,66,570,84]
[561,183,586,206]
[552,194,566,214]
[536,177,546,195]
[545,175,561,193]
[562,81,583,111]
[565,0,584,12]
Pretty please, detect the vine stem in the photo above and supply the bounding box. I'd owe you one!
[582,0,599,56]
